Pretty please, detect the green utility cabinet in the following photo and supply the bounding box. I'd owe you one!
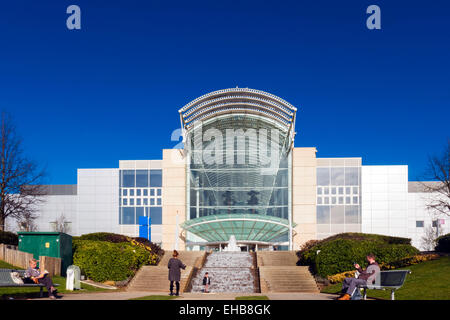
[17,232,72,276]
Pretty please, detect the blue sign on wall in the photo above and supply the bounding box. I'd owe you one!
[138,216,151,241]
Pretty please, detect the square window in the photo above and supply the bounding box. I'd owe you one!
[317,168,330,186]
[143,189,148,196]
[123,198,128,206]
[317,197,323,205]
[136,189,141,196]
[122,189,128,196]
[331,197,337,204]
[353,196,358,204]
[345,197,351,204]
[338,197,344,204]
[416,221,424,228]
[150,189,155,196]
[338,187,344,195]
[346,187,351,195]
[157,189,162,196]
[137,199,141,206]
[324,187,329,195]
[157,198,162,205]
[331,187,336,195]
[317,187,323,195]
[324,197,330,205]
[143,198,148,205]
[150,198,155,206]
[129,189,135,196]
[136,170,149,187]
[121,170,135,188]
[353,187,358,194]
[149,207,162,224]
[122,207,135,224]
[130,198,135,206]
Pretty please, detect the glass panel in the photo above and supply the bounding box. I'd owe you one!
[122,170,135,187]
[136,170,149,187]
[150,198,155,205]
[317,206,330,224]
[136,189,141,196]
[330,206,345,224]
[129,189,135,196]
[143,198,148,205]
[345,167,359,185]
[150,207,162,224]
[135,207,145,222]
[143,189,148,196]
[331,168,344,185]
[130,198,135,206]
[150,189,155,196]
[157,189,162,196]
[122,189,127,196]
[338,187,344,195]
[345,206,359,224]
[137,199,141,206]
[317,168,330,186]
[123,198,128,206]
[317,187,322,195]
[416,220,424,228]
[317,197,323,205]
[157,198,162,205]
[150,170,162,187]
[122,207,135,224]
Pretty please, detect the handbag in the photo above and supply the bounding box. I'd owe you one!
[10,272,24,284]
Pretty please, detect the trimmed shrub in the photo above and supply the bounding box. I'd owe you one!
[73,240,159,282]
[435,233,450,253]
[0,231,18,246]
[298,233,419,277]
[78,232,129,243]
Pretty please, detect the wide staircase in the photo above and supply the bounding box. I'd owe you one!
[257,251,319,293]
[127,251,205,292]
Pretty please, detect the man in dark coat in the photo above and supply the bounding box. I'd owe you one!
[168,250,186,296]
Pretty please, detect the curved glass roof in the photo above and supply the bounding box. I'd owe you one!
[181,214,296,243]
[179,88,297,133]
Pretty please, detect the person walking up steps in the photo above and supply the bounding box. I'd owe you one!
[168,250,186,296]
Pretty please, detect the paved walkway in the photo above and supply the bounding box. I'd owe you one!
[34,291,337,300]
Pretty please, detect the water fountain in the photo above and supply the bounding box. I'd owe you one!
[190,240,256,293]
[223,235,239,252]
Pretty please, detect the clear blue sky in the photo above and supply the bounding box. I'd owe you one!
[0,0,449,184]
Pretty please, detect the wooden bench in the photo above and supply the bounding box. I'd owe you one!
[357,270,411,300]
[0,268,59,298]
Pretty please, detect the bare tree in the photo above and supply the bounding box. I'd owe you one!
[421,139,450,217]
[421,225,443,251]
[0,112,45,231]
[51,214,71,233]
[16,211,38,232]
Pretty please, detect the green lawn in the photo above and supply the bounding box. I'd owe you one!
[0,259,112,299]
[321,256,450,300]
[235,296,269,300]
[130,295,179,300]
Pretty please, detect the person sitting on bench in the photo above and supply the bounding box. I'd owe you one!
[24,258,59,299]
[337,253,380,300]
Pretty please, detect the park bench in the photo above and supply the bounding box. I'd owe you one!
[0,268,59,298]
[357,270,411,300]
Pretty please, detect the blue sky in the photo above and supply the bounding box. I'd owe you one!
[0,0,449,184]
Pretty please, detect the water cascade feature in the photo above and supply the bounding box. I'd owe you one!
[190,252,256,293]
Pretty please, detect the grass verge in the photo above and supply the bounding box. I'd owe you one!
[321,256,450,300]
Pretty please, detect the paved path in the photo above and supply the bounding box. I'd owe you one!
[34,291,337,300]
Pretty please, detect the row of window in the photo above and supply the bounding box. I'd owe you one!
[122,198,162,206]
[317,167,360,186]
[317,186,359,196]
[120,207,162,225]
[120,169,162,188]
[122,188,162,197]
[317,205,361,224]
[317,196,359,205]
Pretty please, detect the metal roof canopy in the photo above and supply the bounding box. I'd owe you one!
[178,88,297,149]
[180,214,296,243]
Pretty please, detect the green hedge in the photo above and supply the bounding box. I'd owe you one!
[0,231,18,246]
[298,233,419,277]
[436,233,450,253]
[73,240,159,282]
[77,232,129,243]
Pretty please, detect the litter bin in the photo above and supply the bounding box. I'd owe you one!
[66,265,81,290]
[17,232,73,276]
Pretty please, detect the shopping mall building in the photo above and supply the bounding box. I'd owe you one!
[11,88,448,251]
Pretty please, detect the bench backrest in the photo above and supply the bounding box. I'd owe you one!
[380,270,410,288]
[0,268,26,285]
